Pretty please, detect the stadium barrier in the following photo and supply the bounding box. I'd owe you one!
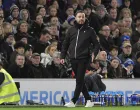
[14,79,140,105]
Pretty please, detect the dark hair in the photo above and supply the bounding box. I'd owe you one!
[16,54,25,59]
[41,29,50,35]
[75,10,85,16]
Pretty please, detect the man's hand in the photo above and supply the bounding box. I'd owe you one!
[60,59,65,64]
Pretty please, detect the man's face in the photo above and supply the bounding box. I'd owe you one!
[19,0,28,7]
[22,10,29,20]
[109,9,117,19]
[92,0,101,6]
[19,23,28,33]
[123,18,132,28]
[12,9,19,18]
[78,0,87,6]
[97,9,106,18]
[6,35,14,44]
[31,56,40,65]
[84,8,92,17]
[122,46,132,55]
[66,8,74,16]
[75,13,86,24]
[110,49,118,57]
[16,47,25,54]
[98,51,107,61]
[16,56,25,66]
[101,26,110,37]
[111,0,118,8]
[124,1,130,7]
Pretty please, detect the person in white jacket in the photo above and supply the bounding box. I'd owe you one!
[41,43,57,67]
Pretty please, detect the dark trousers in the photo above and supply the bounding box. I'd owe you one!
[71,59,91,104]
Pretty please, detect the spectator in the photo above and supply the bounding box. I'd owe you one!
[107,57,122,78]
[29,14,46,39]
[36,6,47,19]
[10,41,25,64]
[33,29,51,54]
[119,8,132,20]
[90,0,102,11]
[122,58,135,78]
[41,43,57,67]
[108,8,118,21]
[6,4,20,23]
[76,0,87,11]
[83,4,101,33]
[98,25,114,52]
[96,51,108,78]
[15,21,34,44]
[118,42,135,63]
[132,38,140,55]
[46,51,72,78]
[24,44,33,64]
[107,45,119,61]
[133,51,140,78]
[132,23,140,44]
[28,53,48,78]
[17,0,36,20]
[3,22,13,37]
[19,9,32,25]
[8,54,29,78]
[95,4,111,27]
[0,33,15,64]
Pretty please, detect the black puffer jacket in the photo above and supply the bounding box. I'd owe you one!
[61,20,100,59]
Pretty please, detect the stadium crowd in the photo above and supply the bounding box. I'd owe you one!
[0,0,140,79]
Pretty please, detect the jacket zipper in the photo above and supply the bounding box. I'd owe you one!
[74,26,83,59]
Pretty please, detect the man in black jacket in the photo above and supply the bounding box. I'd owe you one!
[60,10,100,107]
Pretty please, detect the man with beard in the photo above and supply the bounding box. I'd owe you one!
[60,10,100,107]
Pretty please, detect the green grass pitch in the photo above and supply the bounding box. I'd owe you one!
[0,105,140,110]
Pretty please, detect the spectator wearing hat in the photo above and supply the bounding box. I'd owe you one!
[19,9,32,25]
[83,4,101,33]
[10,41,25,64]
[28,53,48,78]
[107,57,122,78]
[133,51,140,78]
[118,42,135,63]
[8,54,29,78]
[61,15,75,43]
[122,58,135,78]
[24,44,33,65]
[95,4,112,27]
[2,0,17,19]
[6,4,20,23]
[0,33,15,64]
[64,6,74,21]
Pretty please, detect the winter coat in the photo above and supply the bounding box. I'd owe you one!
[61,20,100,59]
[40,53,53,67]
